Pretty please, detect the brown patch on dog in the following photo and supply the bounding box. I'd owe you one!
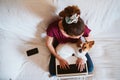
[81,41,95,52]
[76,39,82,47]
[88,41,94,48]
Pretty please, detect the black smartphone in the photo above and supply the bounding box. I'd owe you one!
[26,48,39,56]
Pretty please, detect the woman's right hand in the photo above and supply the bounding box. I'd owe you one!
[58,57,70,70]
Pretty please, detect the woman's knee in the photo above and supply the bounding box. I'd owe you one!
[88,65,94,73]
[49,55,56,76]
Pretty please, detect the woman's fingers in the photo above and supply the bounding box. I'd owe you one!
[66,62,70,69]
[60,60,69,69]
[60,64,67,69]
[78,63,85,72]
[78,62,82,71]
[60,63,69,69]
[76,58,85,72]
[80,64,85,72]
[64,61,70,69]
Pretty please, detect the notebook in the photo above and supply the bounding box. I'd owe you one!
[56,56,88,77]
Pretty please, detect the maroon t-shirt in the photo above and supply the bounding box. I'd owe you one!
[46,20,91,47]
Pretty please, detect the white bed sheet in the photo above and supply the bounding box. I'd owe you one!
[0,0,120,80]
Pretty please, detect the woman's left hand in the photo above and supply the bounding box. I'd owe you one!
[76,58,85,72]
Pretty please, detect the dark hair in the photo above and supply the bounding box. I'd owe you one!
[62,18,85,36]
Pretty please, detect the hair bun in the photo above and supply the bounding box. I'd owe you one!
[59,5,81,18]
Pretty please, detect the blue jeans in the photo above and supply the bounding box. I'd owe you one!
[49,53,94,76]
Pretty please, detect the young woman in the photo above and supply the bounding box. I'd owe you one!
[46,5,94,76]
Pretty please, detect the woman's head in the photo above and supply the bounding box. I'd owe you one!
[59,5,85,37]
[62,17,85,36]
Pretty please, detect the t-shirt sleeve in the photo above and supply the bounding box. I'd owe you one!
[46,24,54,37]
[82,25,91,37]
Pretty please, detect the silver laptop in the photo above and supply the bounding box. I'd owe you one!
[56,56,88,77]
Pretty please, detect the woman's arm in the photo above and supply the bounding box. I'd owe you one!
[46,36,69,69]
[46,36,60,59]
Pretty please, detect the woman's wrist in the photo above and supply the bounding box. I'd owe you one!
[54,52,62,60]
[55,54,61,60]
[77,57,86,63]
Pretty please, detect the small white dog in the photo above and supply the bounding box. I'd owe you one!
[56,41,94,63]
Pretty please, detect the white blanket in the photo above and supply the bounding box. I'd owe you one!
[0,0,120,80]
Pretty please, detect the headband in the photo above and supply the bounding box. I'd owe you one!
[65,13,80,24]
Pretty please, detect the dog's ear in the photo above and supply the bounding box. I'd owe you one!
[77,39,82,47]
[59,10,66,18]
[89,41,95,48]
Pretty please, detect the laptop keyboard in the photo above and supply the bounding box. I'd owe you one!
[57,64,87,74]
